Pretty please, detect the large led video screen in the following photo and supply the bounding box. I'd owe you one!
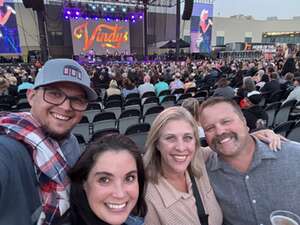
[70,18,130,55]
[0,1,21,54]
[190,3,213,54]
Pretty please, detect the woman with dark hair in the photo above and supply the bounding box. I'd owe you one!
[58,134,147,225]
[122,77,138,98]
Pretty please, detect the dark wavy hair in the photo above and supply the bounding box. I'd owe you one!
[67,134,147,225]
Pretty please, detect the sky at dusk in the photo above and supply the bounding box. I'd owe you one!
[213,0,300,19]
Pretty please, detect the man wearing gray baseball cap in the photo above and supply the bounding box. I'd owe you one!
[0,58,97,225]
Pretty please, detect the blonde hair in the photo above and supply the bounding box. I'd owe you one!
[181,98,200,122]
[143,106,202,183]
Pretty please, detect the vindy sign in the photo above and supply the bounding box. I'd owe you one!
[73,21,129,51]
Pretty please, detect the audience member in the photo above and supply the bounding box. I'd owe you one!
[122,77,138,99]
[184,73,196,93]
[0,58,97,225]
[199,97,300,225]
[181,98,205,138]
[58,134,147,225]
[154,76,169,102]
[105,79,121,98]
[143,107,223,225]
[282,77,300,104]
[242,91,268,131]
[138,75,155,97]
[260,72,281,100]
[0,76,15,107]
[213,78,235,99]
[17,75,34,92]
[169,72,184,92]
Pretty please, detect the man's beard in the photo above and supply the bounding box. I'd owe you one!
[41,125,71,141]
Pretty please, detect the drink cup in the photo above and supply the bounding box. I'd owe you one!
[270,210,300,225]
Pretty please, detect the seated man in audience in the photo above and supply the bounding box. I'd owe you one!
[242,91,268,131]
[199,97,300,225]
[282,77,300,104]
[138,74,155,97]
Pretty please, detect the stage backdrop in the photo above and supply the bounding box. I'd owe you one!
[70,18,130,55]
[190,3,213,54]
[0,1,21,54]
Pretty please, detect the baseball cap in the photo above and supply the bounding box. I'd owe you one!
[33,58,97,101]
[247,91,262,105]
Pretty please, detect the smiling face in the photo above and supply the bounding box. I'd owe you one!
[157,119,196,178]
[200,102,252,160]
[83,150,139,225]
[27,82,86,140]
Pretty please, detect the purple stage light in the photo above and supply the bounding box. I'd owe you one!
[85,16,89,20]
[131,15,135,19]
[95,17,99,20]
[115,18,119,22]
[75,16,79,19]
[75,11,80,16]
[66,10,71,15]
[139,15,143,19]
[132,19,136,23]
[124,19,128,22]
[64,16,69,19]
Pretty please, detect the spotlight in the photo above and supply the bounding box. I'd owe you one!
[75,16,79,19]
[124,19,128,22]
[66,10,71,15]
[131,15,135,19]
[139,15,143,19]
[132,19,136,23]
[122,7,127,12]
[85,16,89,20]
[103,6,107,11]
[116,18,119,22]
[91,5,96,10]
[110,7,115,12]
[75,11,80,16]
[95,17,99,20]
[64,16,69,19]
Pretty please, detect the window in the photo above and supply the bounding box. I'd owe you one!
[244,37,252,43]
[216,36,224,45]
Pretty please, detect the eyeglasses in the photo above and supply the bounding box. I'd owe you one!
[42,87,88,112]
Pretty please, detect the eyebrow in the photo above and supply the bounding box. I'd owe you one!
[94,170,138,177]
[162,132,194,136]
[47,87,86,98]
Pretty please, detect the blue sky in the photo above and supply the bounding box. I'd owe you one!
[213,0,300,19]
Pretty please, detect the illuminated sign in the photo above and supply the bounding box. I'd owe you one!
[70,19,130,55]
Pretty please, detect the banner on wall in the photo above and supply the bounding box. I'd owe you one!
[70,18,130,56]
[0,1,21,54]
[190,3,213,54]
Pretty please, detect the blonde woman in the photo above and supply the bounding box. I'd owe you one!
[143,107,222,225]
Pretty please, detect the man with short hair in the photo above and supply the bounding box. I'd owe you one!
[199,97,300,225]
[0,58,97,225]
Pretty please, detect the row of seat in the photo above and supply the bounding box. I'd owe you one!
[74,123,151,153]
[273,120,300,142]
[264,99,300,128]
[73,106,165,142]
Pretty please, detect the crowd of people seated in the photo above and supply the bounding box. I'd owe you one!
[1,54,300,225]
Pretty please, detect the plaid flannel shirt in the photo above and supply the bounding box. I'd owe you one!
[0,112,70,225]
